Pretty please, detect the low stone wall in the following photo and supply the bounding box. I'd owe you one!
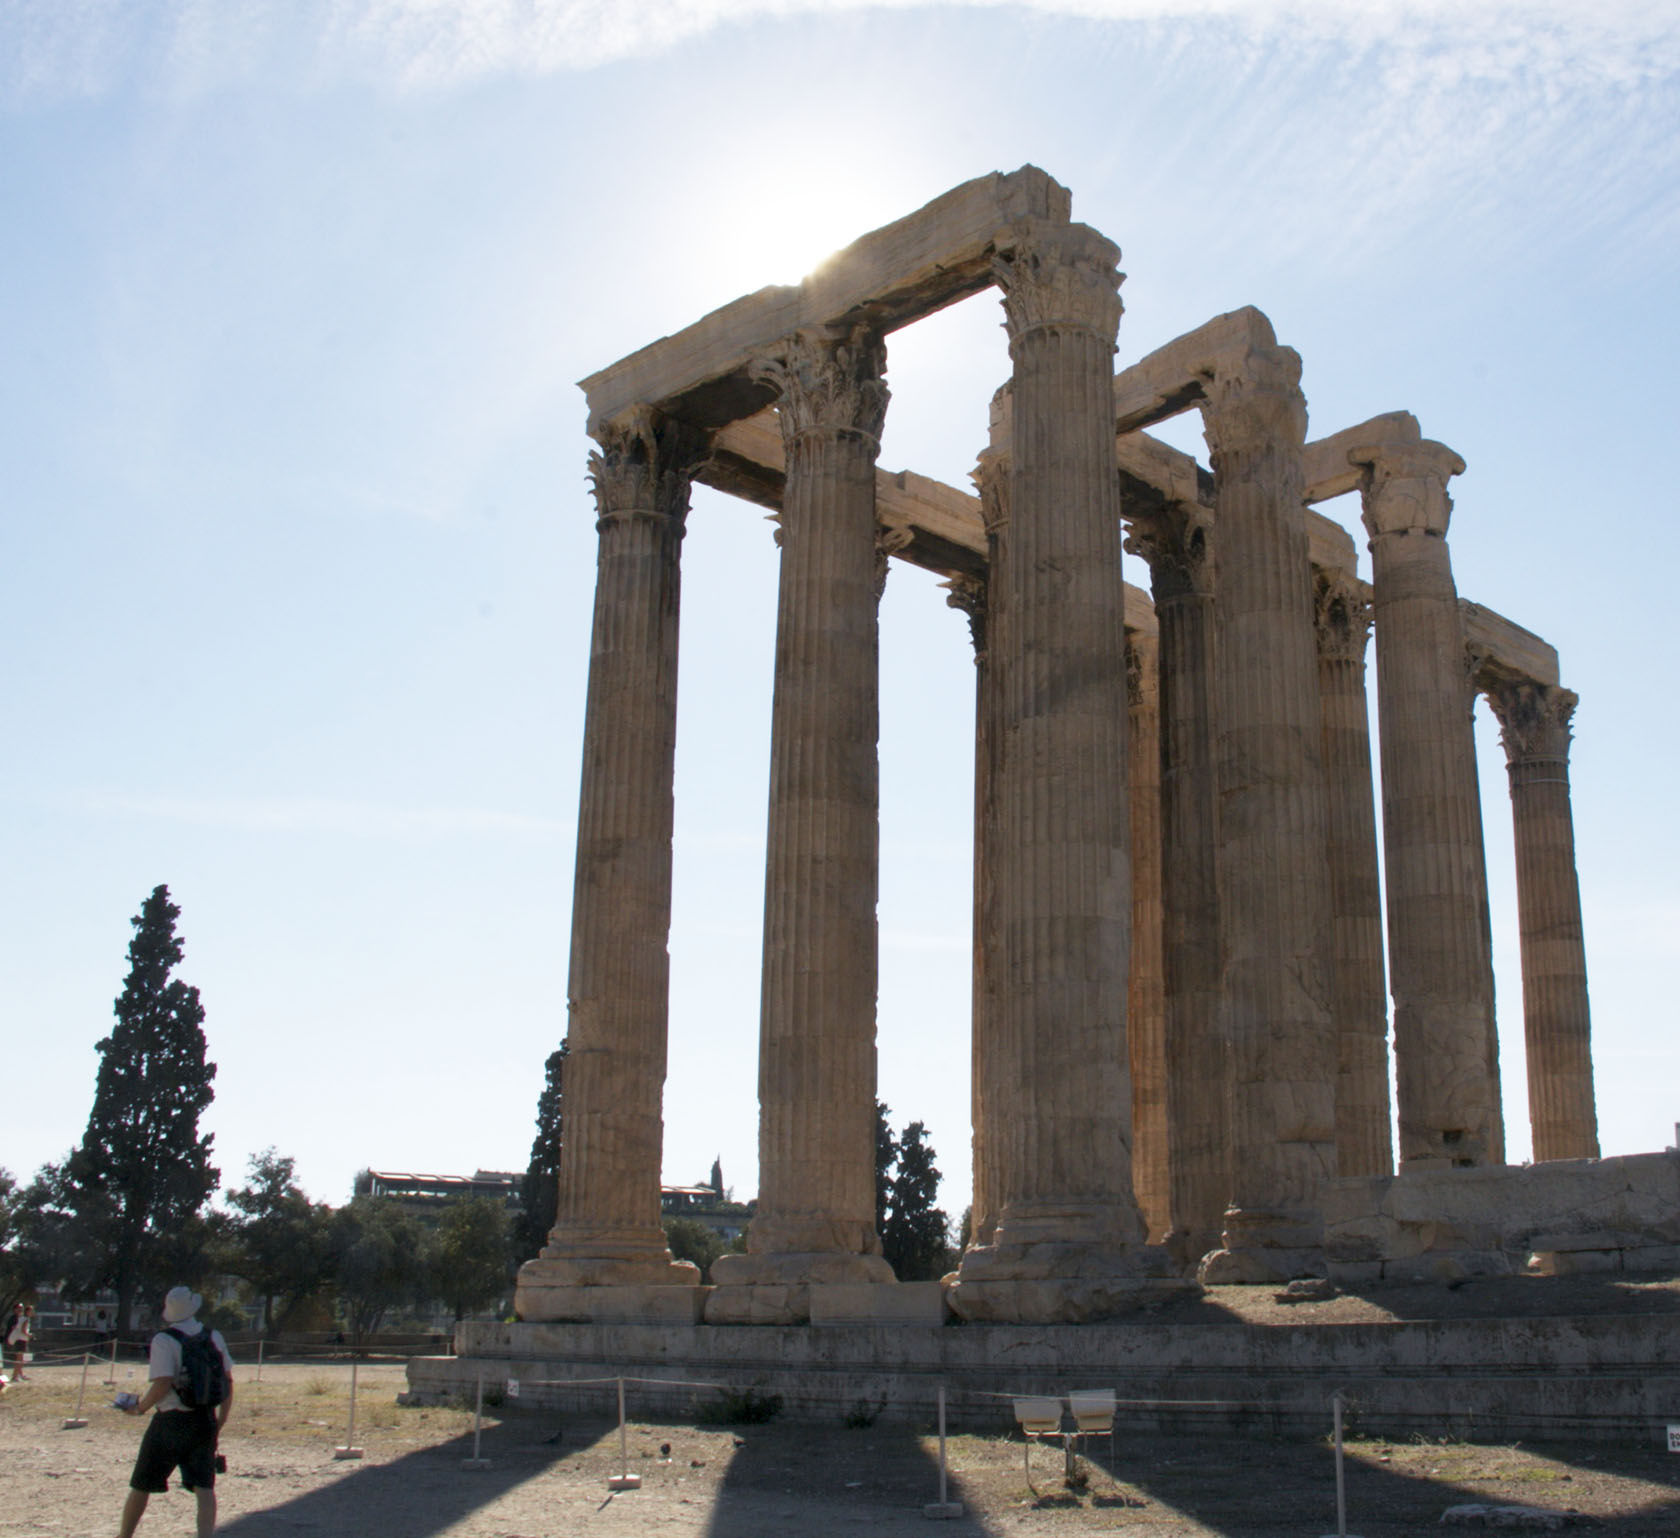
[1324,1151,1680,1282]
[406,1312,1680,1444]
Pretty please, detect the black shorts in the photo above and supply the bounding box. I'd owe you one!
[130,1409,218,1493]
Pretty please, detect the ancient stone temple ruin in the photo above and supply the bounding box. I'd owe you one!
[510,167,1645,1332]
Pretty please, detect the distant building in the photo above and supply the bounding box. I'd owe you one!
[659,1158,753,1242]
[365,1169,521,1212]
[364,1163,755,1242]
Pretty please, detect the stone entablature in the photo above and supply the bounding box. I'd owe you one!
[515,167,1623,1327]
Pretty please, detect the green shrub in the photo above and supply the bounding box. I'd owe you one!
[694,1383,782,1425]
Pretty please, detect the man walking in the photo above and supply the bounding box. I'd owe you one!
[119,1287,235,1538]
[5,1302,30,1380]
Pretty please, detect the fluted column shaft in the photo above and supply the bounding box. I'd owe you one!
[1314,569,1393,1177]
[1484,680,1599,1162]
[1128,502,1226,1262]
[983,221,1143,1252]
[960,436,1008,1249]
[1201,348,1337,1276]
[536,412,705,1287]
[743,326,890,1264]
[1356,440,1500,1169]
[1127,622,1168,1239]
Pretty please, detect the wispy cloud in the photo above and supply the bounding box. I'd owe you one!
[3,0,1675,103]
[53,788,568,839]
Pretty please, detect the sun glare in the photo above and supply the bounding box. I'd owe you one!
[696,162,938,297]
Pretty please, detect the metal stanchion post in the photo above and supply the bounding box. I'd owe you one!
[462,1370,492,1470]
[1319,1389,1362,1538]
[62,1352,91,1429]
[256,1338,264,1387]
[607,1376,641,1491]
[923,1383,963,1518]
[334,1358,364,1459]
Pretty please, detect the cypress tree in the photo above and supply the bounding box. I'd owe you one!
[516,1042,567,1258]
[68,885,218,1330]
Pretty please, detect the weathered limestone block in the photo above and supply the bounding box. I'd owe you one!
[516,410,707,1318]
[1353,429,1502,1170]
[808,1282,950,1326]
[1322,1153,1680,1276]
[512,1283,710,1326]
[703,1284,811,1326]
[948,219,1188,1322]
[582,167,1073,432]
[1314,559,1393,1179]
[714,325,896,1296]
[1127,615,1169,1241]
[1478,676,1599,1163]
[948,1277,1189,1324]
[1125,495,1226,1266]
[1196,322,1337,1285]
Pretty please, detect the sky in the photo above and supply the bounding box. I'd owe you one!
[4,0,1678,1229]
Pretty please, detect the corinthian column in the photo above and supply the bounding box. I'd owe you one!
[1127,616,1169,1240]
[1313,567,1393,1177]
[947,565,994,1247]
[950,222,1175,1323]
[1481,678,1599,1162]
[1353,437,1500,1170]
[515,409,706,1321]
[708,326,894,1319]
[1126,499,1226,1266]
[1197,341,1337,1285]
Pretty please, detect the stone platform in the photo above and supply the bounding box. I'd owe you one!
[406,1282,1680,1445]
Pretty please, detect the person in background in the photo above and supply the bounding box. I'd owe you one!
[5,1302,30,1380]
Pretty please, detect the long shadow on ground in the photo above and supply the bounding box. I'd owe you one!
[701,1415,989,1537]
[215,1413,588,1538]
[1051,1429,1680,1536]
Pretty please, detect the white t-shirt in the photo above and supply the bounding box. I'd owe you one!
[147,1319,234,1413]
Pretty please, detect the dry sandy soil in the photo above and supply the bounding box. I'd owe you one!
[4,1339,1679,1538]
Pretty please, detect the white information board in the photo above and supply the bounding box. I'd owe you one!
[1667,1424,1680,1453]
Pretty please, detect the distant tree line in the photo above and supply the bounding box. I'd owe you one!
[2,886,962,1334]
[0,886,522,1342]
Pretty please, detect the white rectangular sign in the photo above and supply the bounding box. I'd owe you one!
[507,1378,521,1400]
[1667,1424,1680,1453]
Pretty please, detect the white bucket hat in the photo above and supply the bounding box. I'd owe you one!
[161,1287,202,1325]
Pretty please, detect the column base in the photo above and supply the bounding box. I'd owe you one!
[514,1249,700,1321]
[1196,1206,1326,1285]
[705,1251,895,1325]
[514,1278,708,1324]
[946,1236,1195,1322]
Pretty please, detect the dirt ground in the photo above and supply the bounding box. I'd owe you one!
[4,1347,1679,1537]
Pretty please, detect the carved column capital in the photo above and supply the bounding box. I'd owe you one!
[1313,568,1374,661]
[1353,439,1465,541]
[875,524,913,600]
[943,572,988,656]
[588,406,710,530]
[1124,500,1213,602]
[1125,634,1157,710]
[971,447,1011,535]
[1483,678,1577,766]
[751,324,889,448]
[993,220,1123,350]
[1198,346,1307,461]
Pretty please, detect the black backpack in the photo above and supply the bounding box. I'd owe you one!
[164,1327,227,1410]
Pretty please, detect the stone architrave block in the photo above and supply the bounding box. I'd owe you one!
[808,1282,950,1327]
